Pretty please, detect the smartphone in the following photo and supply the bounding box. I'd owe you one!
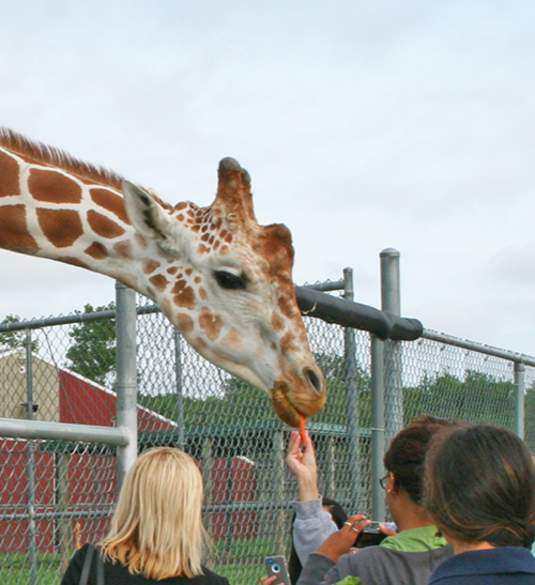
[265,555,290,585]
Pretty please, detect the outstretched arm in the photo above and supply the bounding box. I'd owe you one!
[287,431,338,564]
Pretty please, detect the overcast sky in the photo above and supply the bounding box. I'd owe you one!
[1,1,534,357]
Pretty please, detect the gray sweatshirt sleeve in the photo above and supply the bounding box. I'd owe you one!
[292,498,338,566]
[296,553,342,585]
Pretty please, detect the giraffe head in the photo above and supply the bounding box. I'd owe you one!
[123,158,326,426]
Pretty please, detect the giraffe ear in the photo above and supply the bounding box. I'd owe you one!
[122,180,172,241]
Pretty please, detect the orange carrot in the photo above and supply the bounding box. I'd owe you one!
[299,415,307,443]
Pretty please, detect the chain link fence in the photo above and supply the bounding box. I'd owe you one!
[1,284,534,584]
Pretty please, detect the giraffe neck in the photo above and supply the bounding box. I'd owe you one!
[0,145,188,298]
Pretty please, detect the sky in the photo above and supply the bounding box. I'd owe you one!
[1,1,534,356]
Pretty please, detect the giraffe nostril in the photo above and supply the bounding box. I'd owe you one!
[304,368,322,394]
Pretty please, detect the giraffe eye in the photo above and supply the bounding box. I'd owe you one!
[213,270,247,290]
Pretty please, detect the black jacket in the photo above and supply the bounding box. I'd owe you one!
[61,544,231,585]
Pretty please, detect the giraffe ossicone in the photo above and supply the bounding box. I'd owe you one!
[0,129,326,425]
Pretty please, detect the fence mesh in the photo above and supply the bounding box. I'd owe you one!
[1,294,534,584]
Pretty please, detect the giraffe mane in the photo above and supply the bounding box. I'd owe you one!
[0,127,124,190]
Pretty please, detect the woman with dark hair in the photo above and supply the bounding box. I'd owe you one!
[425,424,535,584]
[288,416,456,585]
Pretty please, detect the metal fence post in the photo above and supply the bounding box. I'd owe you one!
[173,330,185,448]
[381,249,403,439]
[24,330,38,585]
[370,335,386,521]
[343,267,361,510]
[115,282,138,488]
[514,362,526,439]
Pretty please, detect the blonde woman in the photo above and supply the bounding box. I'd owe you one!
[61,447,230,585]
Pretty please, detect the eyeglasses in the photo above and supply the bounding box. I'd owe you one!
[379,474,389,490]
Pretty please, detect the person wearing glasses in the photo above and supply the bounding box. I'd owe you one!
[289,416,456,585]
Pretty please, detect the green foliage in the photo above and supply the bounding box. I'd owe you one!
[136,353,529,440]
[0,314,39,353]
[313,353,371,426]
[403,370,515,428]
[65,303,116,386]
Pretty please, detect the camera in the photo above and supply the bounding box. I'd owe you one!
[354,520,395,548]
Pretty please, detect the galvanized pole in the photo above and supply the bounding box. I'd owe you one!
[173,330,185,448]
[343,267,361,509]
[514,362,526,439]
[370,335,386,521]
[24,330,38,585]
[115,282,138,488]
[381,249,403,440]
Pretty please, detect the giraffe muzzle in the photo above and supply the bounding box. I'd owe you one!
[271,371,327,428]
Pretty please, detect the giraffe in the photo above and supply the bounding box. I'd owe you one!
[0,129,326,426]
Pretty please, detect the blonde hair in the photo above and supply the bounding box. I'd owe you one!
[100,447,209,579]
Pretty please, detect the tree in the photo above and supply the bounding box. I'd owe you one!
[65,303,116,386]
[403,370,515,428]
[0,314,39,353]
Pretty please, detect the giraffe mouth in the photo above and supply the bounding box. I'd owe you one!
[271,382,304,427]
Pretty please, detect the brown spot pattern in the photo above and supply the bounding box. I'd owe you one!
[29,168,82,203]
[113,241,132,259]
[280,331,298,354]
[0,204,38,253]
[90,188,129,223]
[144,260,161,274]
[223,328,241,347]
[172,278,195,309]
[85,242,108,259]
[271,312,284,331]
[87,210,125,238]
[176,313,193,333]
[0,151,20,197]
[149,274,168,291]
[278,294,297,319]
[199,287,207,300]
[37,208,83,248]
[199,309,223,340]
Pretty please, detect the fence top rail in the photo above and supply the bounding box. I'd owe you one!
[0,280,423,340]
[422,328,535,367]
[0,279,342,333]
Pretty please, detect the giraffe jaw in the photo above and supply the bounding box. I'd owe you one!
[271,383,305,428]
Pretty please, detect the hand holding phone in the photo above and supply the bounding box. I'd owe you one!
[264,555,290,585]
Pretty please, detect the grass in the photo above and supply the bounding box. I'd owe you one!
[0,537,289,585]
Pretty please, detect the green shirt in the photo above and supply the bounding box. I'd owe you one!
[380,525,447,553]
